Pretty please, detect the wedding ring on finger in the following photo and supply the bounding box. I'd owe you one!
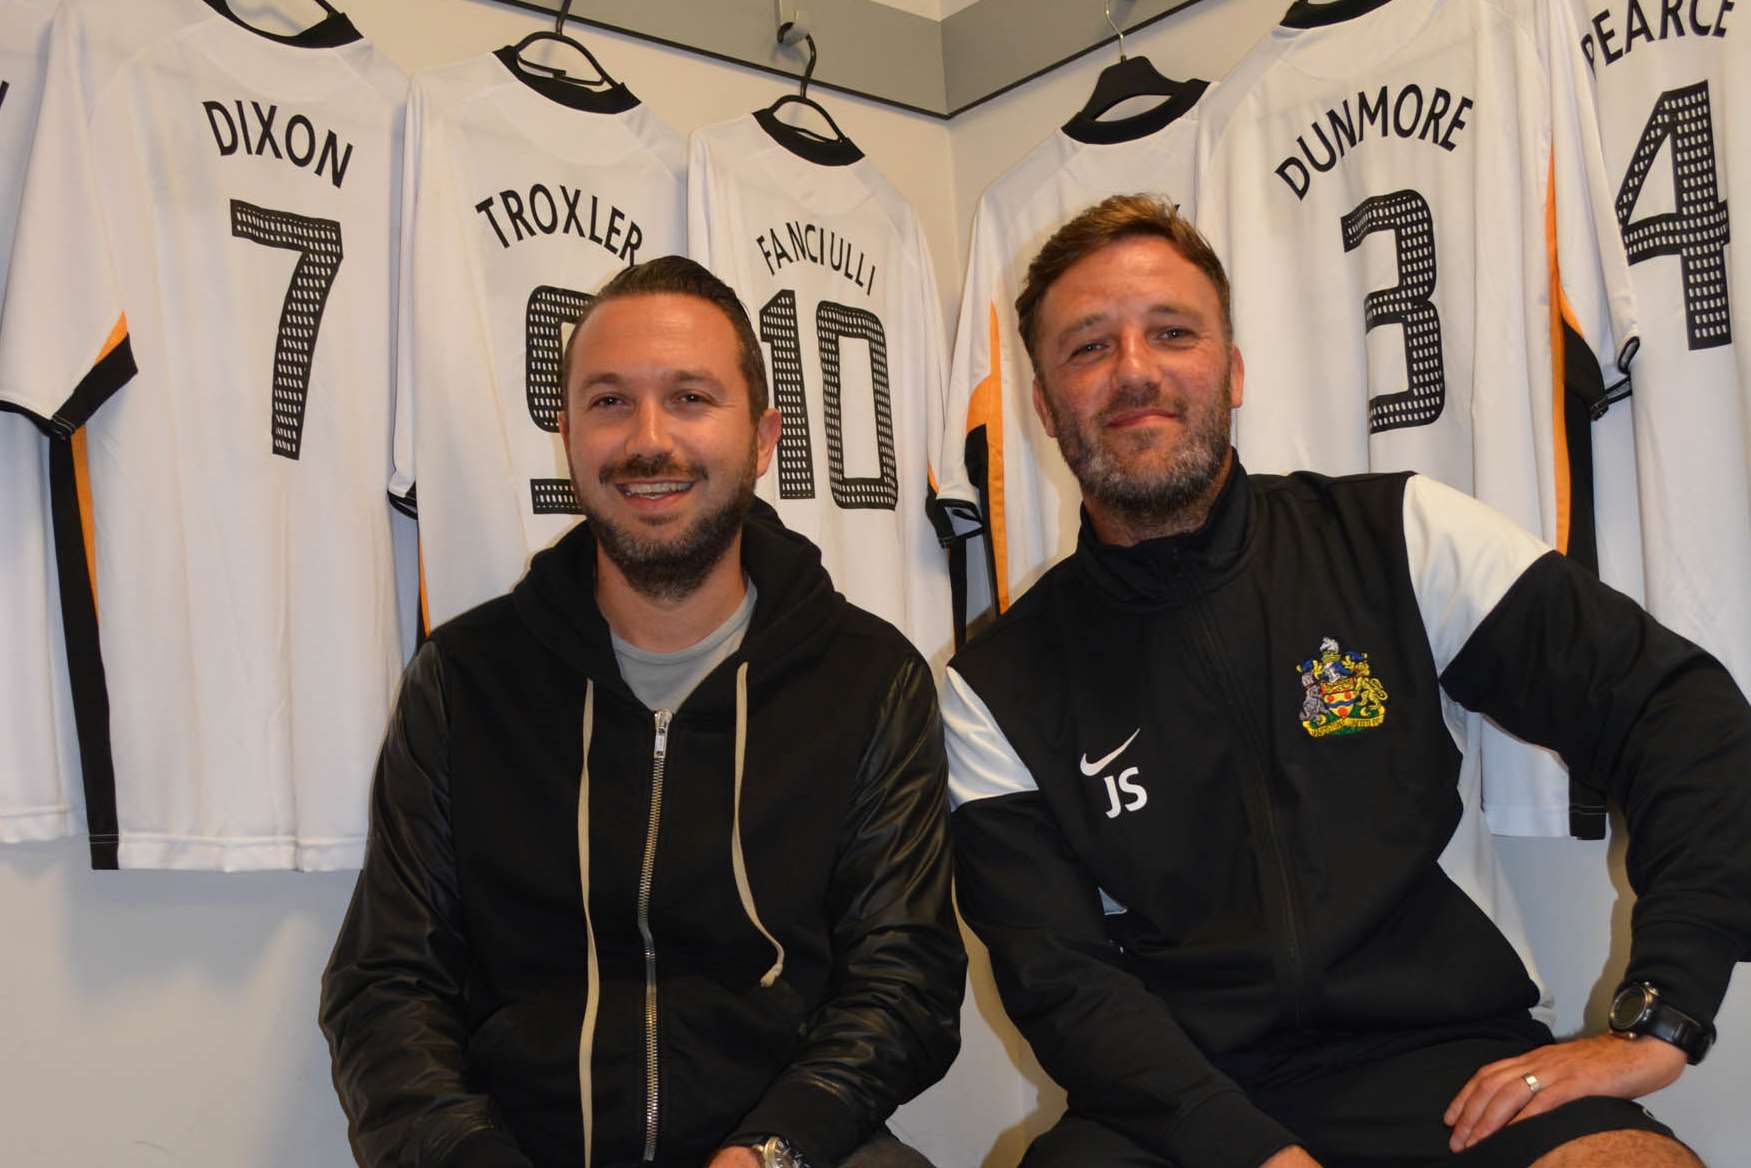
[1523,1072,1543,1096]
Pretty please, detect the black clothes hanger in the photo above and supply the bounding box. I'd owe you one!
[210,0,340,15]
[762,21,853,148]
[1062,1,1206,142]
[1074,54,1198,122]
[1281,0,1397,29]
[512,0,619,88]
[198,0,355,47]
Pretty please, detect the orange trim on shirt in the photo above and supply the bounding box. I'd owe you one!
[97,315,128,363]
[1545,158,1572,557]
[969,304,1010,612]
[71,426,98,615]
[417,532,430,639]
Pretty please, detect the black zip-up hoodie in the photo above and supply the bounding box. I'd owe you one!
[321,506,965,1168]
[946,462,1751,1168]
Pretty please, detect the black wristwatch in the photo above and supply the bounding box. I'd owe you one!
[1608,982,1713,1065]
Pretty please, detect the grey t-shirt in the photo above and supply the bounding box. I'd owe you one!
[611,581,757,713]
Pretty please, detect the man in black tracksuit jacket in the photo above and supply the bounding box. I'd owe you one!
[945,196,1751,1167]
[320,259,964,1168]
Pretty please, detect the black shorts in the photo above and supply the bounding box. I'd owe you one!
[1022,1014,1682,1168]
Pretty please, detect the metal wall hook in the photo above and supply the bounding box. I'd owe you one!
[1104,0,1127,60]
[776,19,819,102]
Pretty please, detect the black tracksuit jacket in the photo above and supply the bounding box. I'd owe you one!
[946,461,1751,1168]
[320,508,965,1168]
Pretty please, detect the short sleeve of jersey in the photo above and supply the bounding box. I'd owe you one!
[389,75,428,505]
[0,2,134,430]
[1544,0,1639,385]
[685,128,716,271]
[1,0,84,844]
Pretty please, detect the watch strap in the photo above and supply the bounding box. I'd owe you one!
[1613,983,1714,1065]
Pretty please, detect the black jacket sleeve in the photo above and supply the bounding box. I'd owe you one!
[727,655,967,1167]
[945,671,1298,1168]
[1442,549,1751,1032]
[319,644,535,1168]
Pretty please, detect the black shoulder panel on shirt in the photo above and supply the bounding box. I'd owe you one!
[50,334,136,439]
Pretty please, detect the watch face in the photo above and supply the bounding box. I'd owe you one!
[1611,985,1653,1030]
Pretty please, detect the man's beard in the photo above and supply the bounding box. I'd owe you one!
[579,445,759,602]
[1045,369,1234,534]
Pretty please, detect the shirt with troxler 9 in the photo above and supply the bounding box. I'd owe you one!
[395,48,686,630]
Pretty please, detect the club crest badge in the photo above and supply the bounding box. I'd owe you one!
[1296,636,1388,738]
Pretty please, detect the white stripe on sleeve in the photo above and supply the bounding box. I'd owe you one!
[1403,474,1549,678]
[943,666,1039,809]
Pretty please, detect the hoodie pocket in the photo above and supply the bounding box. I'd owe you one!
[655,970,813,1158]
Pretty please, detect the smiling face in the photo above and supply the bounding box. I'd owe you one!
[558,292,781,600]
[1030,233,1244,544]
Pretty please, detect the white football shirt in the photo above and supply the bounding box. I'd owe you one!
[939,86,1208,611]
[396,50,687,629]
[0,0,81,844]
[689,112,955,665]
[1196,0,1640,843]
[1570,0,1751,688]
[0,0,407,870]
[1199,0,1636,557]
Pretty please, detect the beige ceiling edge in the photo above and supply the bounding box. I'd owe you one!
[495,0,1206,118]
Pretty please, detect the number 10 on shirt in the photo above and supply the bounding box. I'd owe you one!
[757,289,899,511]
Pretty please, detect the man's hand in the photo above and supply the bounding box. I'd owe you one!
[706,1147,761,1168]
[1444,1033,1687,1151]
[1262,1147,1323,1168]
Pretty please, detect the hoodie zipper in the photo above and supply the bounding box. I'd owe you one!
[637,708,671,1163]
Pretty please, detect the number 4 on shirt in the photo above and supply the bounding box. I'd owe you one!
[1616,81,1731,352]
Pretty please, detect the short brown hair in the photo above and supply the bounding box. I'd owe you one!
[1015,194,1232,369]
[562,255,769,418]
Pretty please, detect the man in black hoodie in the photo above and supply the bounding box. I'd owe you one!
[321,257,965,1168]
[946,196,1750,1167]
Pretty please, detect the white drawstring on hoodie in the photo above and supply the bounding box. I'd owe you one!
[575,663,786,1168]
[729,663,786,989]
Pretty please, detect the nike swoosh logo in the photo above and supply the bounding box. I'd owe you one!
[1079,728,1141,776]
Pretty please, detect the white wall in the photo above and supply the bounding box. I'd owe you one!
[4,1,1746,1165]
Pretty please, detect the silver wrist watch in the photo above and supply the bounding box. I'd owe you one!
[755,1135,811,1168]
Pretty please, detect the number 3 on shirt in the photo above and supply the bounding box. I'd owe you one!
[1341,188,1446,434]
